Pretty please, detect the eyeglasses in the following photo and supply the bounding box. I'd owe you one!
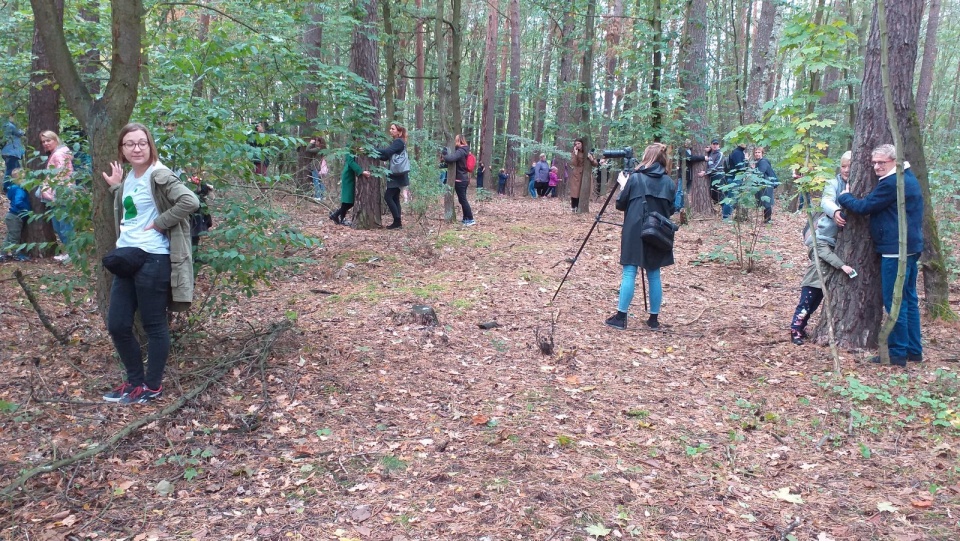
[122,140,149,150]
[871,160,893,166]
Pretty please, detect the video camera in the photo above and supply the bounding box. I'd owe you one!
[592,146,636,171]
[598,146,633,161]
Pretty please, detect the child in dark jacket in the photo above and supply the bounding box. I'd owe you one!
[2,169,31,261]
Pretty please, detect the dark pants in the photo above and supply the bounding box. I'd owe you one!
[4,156,21,177]
[756,186,774,222]
[497,181,506,195]
[333,202,354,221]
[107,253,171,390]
[455,181,473,220]
[384,187,402,224]
[709,174,724,204]
[4,213,25,254]
[881,254,922,358]
[535,182,549,197]
[791,286,824,334]
[571,197,580,210]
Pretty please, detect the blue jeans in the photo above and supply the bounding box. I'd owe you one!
[880,254,922,358]
[618,265,662,315]
[311,170,326,199]
[4,155,21,177]
[721,176,740,220]
[528,178,537,198]
[52,217,74,248]
[107,253,172,389]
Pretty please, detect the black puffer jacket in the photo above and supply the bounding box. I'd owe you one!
[616,164,676,270]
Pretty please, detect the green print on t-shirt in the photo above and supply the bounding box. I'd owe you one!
[123,195,137,221]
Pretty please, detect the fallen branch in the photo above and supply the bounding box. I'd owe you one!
[0,320,292,499]
[772,516,801,541]
[14,269,68,345]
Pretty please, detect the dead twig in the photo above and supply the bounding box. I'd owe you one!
[14,269,68,345]
[676,306,707,325]
[771,516,801,541]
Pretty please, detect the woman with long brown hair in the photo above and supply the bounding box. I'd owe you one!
[605,143,677,331]
[373,122,409,229]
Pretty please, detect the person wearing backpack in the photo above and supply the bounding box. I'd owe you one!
[373,123,409,229]
[442,134,475,226]
[605,143,676,331]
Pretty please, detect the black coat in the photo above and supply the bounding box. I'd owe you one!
[442,145,470,183]
[375,138,410,189]
[617,164,676,270]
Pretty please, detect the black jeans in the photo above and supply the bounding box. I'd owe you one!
[790,286,823,333]
[107,253,171,390]
[455,181,473,220]
[384,187,402,223]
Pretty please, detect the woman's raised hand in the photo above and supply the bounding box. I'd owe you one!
[101,161,124,186]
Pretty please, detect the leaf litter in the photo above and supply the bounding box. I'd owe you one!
[1,195,959,539]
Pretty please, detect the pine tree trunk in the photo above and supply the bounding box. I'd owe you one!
[531,27,553,144]
[744,0,776,124]
[576,1,597,213]
[414,0,425,151]
[479,0,498,174]
[914,0,940,129]
[504,0,521,177]
[350,0,383,230]
[297,4,323,192]
[650,0,664,139]
[25,0,63,254]
[552,10,576,190]
[598,0,624,149]
[824,0,935,347]
[381,0,396,123]
[679,0,711,217]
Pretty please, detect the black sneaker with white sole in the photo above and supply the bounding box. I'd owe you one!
[103,382,137,402]
[120,384,163,404]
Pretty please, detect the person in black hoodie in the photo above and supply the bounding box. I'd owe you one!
[374,123,409,229]
[442,134,475,226]
[605,143,676,331]
[722,142,747,221]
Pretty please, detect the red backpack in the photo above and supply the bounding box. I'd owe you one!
[466,152,477,173]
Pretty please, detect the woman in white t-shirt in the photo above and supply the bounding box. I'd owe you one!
[100,123,199,405]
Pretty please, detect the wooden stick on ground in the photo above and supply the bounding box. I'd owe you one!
[0,320,292,498]
[14,269,68,345]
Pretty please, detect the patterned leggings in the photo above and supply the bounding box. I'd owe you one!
[790,286,824,333]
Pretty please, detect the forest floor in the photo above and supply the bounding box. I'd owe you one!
[2,190,960,541]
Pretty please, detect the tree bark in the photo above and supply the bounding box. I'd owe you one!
[479,0,498,175]
[598,0,624,149]
[744,0,776,124]
[297,3,323,191]
[576,0,597,213]
[503,0,521,176]
[824,0,945,347]
[350,0,383,230]
[649,0,664,139]
[678,0,711,216]
[552,10,576,188]
[914,0,940,129]
[30,0,144,324]
[531,26,554,144]
[25,0,64,252]
[414,0,426,154]
[381,0,397,123]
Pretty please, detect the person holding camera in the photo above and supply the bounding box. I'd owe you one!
[605,143,676,331]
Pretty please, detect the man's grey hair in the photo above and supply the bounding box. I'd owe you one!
[872,144,896,160]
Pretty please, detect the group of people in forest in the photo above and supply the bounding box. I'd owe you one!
[0,111,928,413]
[601,137,923,368]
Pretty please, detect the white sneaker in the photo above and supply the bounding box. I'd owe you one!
[54,254,69,262]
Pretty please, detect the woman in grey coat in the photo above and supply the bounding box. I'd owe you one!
[605,143,677,330]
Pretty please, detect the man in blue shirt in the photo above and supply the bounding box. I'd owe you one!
[837,144,924,366]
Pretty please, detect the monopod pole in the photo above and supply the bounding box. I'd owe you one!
[551,179,622,303]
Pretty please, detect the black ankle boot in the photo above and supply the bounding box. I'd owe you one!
[647,314,660,329]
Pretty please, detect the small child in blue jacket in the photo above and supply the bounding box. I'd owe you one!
[3,169,31,261]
